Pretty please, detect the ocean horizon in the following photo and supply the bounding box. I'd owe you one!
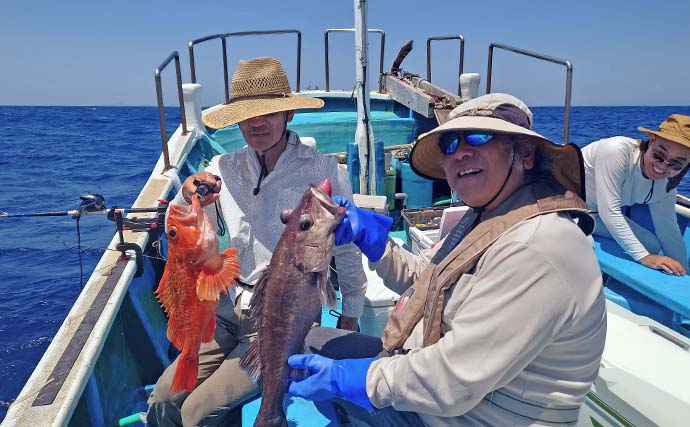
[2,104,690,420]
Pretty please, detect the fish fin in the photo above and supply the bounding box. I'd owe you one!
[196,248,240,301]
[202,314,216,343]
[239,339,262,383]
[155,269,174,315]
[165,312,184,350]
[170,348,199,394]
[248,267,270,326]
[317,273,338,309]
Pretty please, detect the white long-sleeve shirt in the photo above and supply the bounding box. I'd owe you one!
[582,136,686,264]
[172,132,367,317]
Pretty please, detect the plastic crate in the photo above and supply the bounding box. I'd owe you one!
[401,207,443,246]
[401,207,444,231]
[401,207,444,247]
[409,227,439,254]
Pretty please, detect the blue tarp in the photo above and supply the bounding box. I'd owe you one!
[593,204,690,331]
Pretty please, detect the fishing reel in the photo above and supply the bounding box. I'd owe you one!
[193,175,222,198]
[79,193,106,214]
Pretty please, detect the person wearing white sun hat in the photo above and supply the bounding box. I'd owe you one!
[147,56,368,427]
[287,93,606,426]
[583,114,690,275]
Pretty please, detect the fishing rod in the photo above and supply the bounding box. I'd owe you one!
[0,193,108,218]
[1,192,169,287]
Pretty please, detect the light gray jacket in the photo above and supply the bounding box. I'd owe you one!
[367,187,607,426]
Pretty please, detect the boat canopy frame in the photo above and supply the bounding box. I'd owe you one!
[154,51,188,171]
[324,28,385,93]
[188,29,303,103]
[486,42,573,144]
[426,35,465,96]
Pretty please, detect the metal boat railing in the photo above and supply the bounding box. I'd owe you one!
[426,35,465,96]
[154,30,302,172]
[188,30,302,104]
[486,42,573,144]
[324,28,385,92]
[154,51,188,171]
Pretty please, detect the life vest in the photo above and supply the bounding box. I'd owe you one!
[381,185,594,352]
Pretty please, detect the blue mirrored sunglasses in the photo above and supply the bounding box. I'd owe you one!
[438,131,496,155]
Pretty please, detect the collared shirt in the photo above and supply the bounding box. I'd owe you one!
[172,131,367,317]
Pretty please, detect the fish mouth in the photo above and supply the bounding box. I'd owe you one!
[310,185,345,221]
[168,195,203,228]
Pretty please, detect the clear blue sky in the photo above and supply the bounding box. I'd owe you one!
[1,0,688,106]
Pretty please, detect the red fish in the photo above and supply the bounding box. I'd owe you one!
[156,195,240,394]
[240,179,345,427]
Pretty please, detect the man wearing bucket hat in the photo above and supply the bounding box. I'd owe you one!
[287,93,606,426]
[582,114,690,276]
[147,57,368,427]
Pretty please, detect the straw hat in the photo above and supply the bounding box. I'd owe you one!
[202,57,324,129]
[638,114,690,148]
[410,93,584,198]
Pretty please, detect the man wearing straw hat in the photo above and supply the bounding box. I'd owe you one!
[287,93,607,426]
[147,57,368,427]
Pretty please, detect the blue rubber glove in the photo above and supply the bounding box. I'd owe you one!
[332,196,393,262]
[287,354,377,411]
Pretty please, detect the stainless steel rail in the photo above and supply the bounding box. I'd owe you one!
[154,51,188,172]
[486,42,573,143]
[426,35,465,96]
[188,30,302,104]
[324,28,385,92]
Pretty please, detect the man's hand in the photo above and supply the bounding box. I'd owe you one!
[182,172,222,207]
[332,196,393,262]
[287,354,376,411]
[337,316,359,332]
[639,254,686,276]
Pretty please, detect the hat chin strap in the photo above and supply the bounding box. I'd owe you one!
[466,141,517,215]
[253,114,290,196]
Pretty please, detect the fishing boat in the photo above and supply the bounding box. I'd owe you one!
[4,4,690,427]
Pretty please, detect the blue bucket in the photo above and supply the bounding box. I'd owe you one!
[393,159,433,208]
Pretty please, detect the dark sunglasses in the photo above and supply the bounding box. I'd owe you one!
[438,132,496,155]
[651,147,686,172]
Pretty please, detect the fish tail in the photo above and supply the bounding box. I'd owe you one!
[197,248,240,301]
[254,410,288,427]
[170,348,199,394]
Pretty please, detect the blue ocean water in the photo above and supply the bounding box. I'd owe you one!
[0,105,689,421]
[0,106,178,420]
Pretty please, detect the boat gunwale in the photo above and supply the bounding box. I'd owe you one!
[3,126,200,426]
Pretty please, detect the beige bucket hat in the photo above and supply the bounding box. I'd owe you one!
[410,93,585,198]
[202,57,324,129]
[638,114,690,149]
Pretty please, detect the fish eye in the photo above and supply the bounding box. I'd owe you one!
[168,227,177,238]
[299,215,313,231]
